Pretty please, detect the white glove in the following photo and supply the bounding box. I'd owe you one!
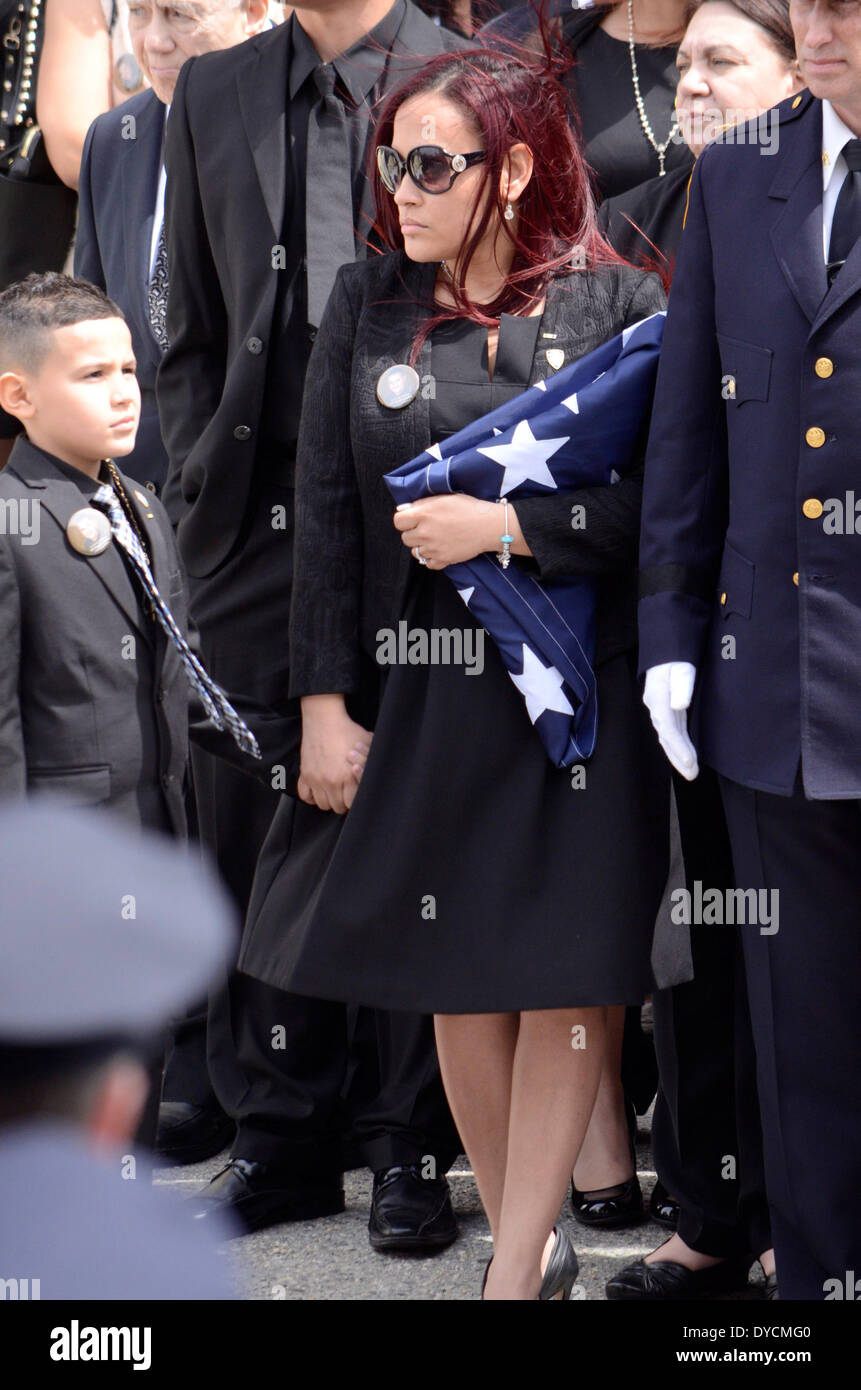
[643,662,699,780]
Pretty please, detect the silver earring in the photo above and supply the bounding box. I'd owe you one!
[504,201,515,221]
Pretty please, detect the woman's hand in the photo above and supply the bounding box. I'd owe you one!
[393,495,521,569]
[297,695,373,815]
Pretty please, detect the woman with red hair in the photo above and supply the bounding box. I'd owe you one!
[242,47,670,1299]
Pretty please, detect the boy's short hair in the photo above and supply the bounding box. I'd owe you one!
[0,272,126,376]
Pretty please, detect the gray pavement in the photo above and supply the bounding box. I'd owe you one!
[155,1119,770,1301]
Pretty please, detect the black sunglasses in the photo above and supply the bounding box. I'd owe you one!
[376,144,486,195]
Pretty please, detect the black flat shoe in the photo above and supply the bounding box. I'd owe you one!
[155,1101,235,1165]
[606,1255,753,1301]
[368,1164,457,1253]
[539,1228,580,1301]
[188,1157,345,1235]
[571,1174,645,1228]
[649,1181,680,1228]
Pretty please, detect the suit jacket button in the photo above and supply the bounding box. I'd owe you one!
[308,327,317,343]
[805,426,825,448]
[161,772,175,788]
[793,572,799,586]
[156,683,166,703]
[802,497,823,519]
[247,337,263,354]
[233,425,252,441]
[814,357,834,378]
[145,480,157,493]
[720,591,727,605]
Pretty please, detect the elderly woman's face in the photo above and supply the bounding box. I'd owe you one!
[675,1,802,155]
[389,94,492,266]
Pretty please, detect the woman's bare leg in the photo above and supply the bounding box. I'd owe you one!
[435,1007,607,1299]
[572,1003,633,1193]
[433,1011,519,1242]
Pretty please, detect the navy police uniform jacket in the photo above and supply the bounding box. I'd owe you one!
[638,89,861,799]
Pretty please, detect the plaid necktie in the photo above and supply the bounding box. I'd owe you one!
[148,222,169,350]
[92,482,260,759]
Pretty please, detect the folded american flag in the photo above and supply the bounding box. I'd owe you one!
[384,311,665,766]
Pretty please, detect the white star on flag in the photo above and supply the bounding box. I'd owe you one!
[477,419,566,496]
[562,392,579,414]
[510,644,574,725]
[457,587,475,606]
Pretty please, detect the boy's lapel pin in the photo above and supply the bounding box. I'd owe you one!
[66,508,112,557]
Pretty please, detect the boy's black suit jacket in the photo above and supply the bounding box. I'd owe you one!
[0,437,301,826]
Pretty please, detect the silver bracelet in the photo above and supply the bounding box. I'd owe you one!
[497,497,514,569]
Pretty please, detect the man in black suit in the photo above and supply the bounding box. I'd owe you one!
[157,1,465,1246]
[74,0,270,497]
[637,0,861,1298]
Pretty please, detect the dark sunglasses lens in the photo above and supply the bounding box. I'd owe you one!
[410,148,453,193]
[377,147,401,193]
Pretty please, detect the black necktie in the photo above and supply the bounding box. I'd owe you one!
[305,63,357,329]
[827,138,861,285]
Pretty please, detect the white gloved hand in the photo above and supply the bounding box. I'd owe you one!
[643,662,699,780]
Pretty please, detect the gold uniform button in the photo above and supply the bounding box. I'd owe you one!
[793,572,799,586]
[720,592,727,605]
[814,357,834,379]
[805,426,826,448]
[803,498,823,519]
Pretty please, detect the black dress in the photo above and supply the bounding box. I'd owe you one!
[567,26,690,200]
[240,314,670,1014]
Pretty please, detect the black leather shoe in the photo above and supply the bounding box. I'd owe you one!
[649,1181,680,1228]
[606,1255,753,1300]
[571,1174,645,1228]
[368,1164,457,1253]
[155,1101,235,1165]
[189,1158,345,1235]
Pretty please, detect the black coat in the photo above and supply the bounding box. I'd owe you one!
[156,5,465,579]
[0,436,192,834]
[0,436,301,827]
[599,158,696,272]
[288,250,666,700]
[75,89,169,494]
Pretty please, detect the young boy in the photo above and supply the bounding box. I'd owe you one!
[0,272,298,834]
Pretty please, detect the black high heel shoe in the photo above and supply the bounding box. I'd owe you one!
[538,1228,579,1300]
[649,1181,680,1229]
[571,1173,644,1228]
[571,1101,644,1228]
[481,1231,580,1300]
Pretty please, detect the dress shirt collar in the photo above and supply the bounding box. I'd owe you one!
[288,0,407,104]
[821,98,858,195]
[20,438,113,495]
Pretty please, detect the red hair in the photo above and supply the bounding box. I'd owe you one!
[369,46,632,360]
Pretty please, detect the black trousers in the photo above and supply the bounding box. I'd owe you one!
[719,772,861,1299]
[651,770,770,1259]
[166,478,458,1176]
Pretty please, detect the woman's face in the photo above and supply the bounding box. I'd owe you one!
[387,93,493,266]
[675,2,802,155]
